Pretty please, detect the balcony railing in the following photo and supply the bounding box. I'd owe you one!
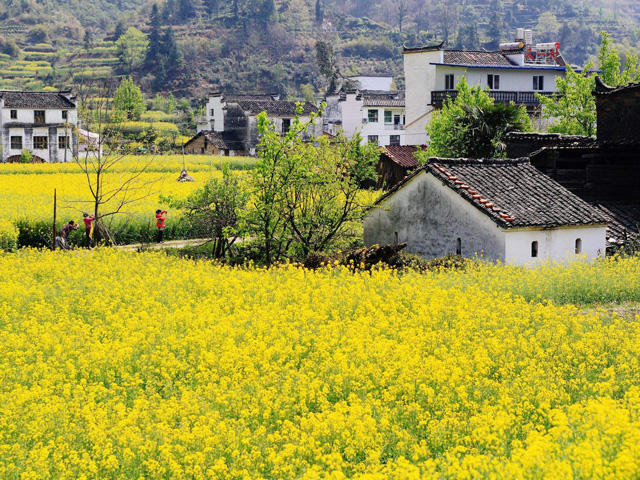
[384,123,404,131]
[431,90,556,107]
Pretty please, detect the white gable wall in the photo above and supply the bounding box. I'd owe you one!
[205,96,225,132]
[403,50,441,146]
[504,226,607,265]
[364,171,507,261]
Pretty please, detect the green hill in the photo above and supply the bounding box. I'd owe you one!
[0,0,638,100]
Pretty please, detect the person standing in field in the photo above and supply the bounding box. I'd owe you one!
[83,213,96,249]
[155,209,167,244]
[57,220,78,250]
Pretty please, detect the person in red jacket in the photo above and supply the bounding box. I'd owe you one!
[83,213,96,249]
[155,209,167,244]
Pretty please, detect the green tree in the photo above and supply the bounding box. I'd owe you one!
[315,0,324,24]
[145,3,162,69]
[116,27,149,76]
[248,105,378,264]
[424,78,531,158]
[537,65,597,136]
[538,31,640,136]
[316,40,339,93]
[113,77,145,121]
[178,164,248,258]
[598,31,640,86]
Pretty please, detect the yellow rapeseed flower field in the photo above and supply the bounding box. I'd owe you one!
[0,156,255,247]
[1,250,640,479]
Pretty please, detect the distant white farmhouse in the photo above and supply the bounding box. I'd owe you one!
[403,29,569,145]
[0,90,78,162]
[346,74,394,91]
[324,90,406,147]
[194,93,321,156]
[364,158,609,266]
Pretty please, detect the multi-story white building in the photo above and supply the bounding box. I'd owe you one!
[324,89,406,147]
[404,29,569,145]
[195,93,321,156]
[0,90,78,162]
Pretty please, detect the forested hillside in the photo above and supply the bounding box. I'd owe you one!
[0,0,639,101]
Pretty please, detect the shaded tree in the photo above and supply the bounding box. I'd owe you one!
[113,76,145,121]
[423,78,531,158]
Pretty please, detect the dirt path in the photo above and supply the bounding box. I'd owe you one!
[117,238,211,251]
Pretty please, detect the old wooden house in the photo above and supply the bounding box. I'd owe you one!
[505,76,640,249]
[376,145,426,190]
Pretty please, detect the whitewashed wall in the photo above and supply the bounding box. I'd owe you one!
[504,226,607,265]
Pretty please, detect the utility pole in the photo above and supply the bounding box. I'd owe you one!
[52,189,57,251]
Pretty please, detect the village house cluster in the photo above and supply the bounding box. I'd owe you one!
[1,27,638,265]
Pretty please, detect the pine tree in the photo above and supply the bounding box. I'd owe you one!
[487,12,501,49]
[145,4,162,69]
[177,0,197,22]
[162,27,183,70]
[315,0,324,24]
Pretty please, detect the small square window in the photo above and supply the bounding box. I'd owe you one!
[367,109,379,123]
[34,110,45,124]
[445,74,455,90]
[33,136,48,150]
[210,109,214,116]
[368,135,379,145]
[59,136,70,149]
[10,136,22,150]
[384,110,392,123]
[390,135,400,146]
[62,110,68,120]
[10,110,17,119]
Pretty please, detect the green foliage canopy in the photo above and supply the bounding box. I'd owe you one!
[113,76,145,122]
[424,78,532,159]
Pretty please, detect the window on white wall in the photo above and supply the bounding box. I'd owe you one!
[575,238,582,254]
[533,75,545,91]
[368,135,379,145]
[368,109,379,123]
[445,74,455,90]
[456,238,462,256]
[384,110,392,123]
[531,241,539,258]
[488,74,500,90]
[390,135,400,146]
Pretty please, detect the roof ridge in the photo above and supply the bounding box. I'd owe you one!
[427,157,530,166]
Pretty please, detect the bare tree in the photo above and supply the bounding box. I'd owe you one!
[71,79,158,246]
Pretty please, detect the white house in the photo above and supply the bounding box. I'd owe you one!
[403,29,569,145]
[345,74,394,91]
[364,158,609,266]
[195,93,321,156]
[0,90,78,162]
[324,90,406,147]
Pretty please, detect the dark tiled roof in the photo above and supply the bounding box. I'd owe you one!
[594,76,640,95]
[0,90,76,108]
[376,158,609,229]
[381,145,426,169]
[442,50,516,66]
[234,100,318,116]
[185,131,243,151]
[361,90,405,107]
[506,132,594,143]
[225,93,279,102]
[593,201,640,247]
[403,42,445,54]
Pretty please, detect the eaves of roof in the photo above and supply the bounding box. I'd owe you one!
[430,62,570,71]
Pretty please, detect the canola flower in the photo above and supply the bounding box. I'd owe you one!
[0,155,255,246]
[1,250,640,479]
